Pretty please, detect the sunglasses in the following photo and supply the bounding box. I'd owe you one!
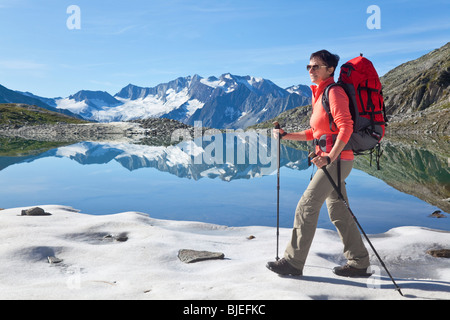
[306,65,328,72]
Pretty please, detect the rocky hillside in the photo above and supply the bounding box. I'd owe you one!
[380,42,450,137]
[381,42,450,115]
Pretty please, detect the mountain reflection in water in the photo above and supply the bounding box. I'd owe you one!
[0,134,448,233]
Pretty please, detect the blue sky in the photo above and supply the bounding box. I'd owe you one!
[0,0,449,98]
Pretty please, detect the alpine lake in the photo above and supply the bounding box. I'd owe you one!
[0,129,449,234]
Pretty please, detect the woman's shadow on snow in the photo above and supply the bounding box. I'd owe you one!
[279,266,450,300]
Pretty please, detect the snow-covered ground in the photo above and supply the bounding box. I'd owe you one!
[0,205,449,300]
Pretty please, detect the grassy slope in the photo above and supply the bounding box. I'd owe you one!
[0,103,89,127]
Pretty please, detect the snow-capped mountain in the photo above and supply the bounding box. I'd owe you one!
[186,74,311,128]
[66,73,311,128]
[286,84,312,97]
[107,76,201,123]
[55,90,122,119]
[4,73,311,129]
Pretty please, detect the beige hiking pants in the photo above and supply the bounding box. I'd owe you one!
[284,160,370,271]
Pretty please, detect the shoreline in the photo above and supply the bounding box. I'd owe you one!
[1,103,448,145]
[0,122,146,143]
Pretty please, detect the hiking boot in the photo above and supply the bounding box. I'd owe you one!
[332,264,372,277]
[266,258,303,276]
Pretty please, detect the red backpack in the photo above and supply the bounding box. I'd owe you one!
[322,55,387,168]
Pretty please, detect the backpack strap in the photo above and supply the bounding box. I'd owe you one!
[322,83,340,132]
[380,89,388,124]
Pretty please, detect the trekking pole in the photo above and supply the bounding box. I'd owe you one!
[273,121,281,261]
[309,152,403,296]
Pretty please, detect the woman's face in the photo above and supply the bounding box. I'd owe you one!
[308,57,334,85]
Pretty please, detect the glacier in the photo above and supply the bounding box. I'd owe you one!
[42,73,312,129]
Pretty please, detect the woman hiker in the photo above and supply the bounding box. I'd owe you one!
[266,50,371,277]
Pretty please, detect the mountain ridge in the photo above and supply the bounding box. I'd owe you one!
[1,84,81,119]
[1,42,448,132]
[2,73,311,129]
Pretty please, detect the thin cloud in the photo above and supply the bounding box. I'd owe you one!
[0,60,46,70]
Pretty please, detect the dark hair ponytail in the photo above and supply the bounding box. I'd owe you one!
[310,50,340,77]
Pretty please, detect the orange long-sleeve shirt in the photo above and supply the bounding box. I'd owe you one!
[302,77,354,161]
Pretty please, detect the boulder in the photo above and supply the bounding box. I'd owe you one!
[21,207,51,216]
[426,249,450,258]
[428,210,446,218]
[178,249,225,264]
[47,256,63,264]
